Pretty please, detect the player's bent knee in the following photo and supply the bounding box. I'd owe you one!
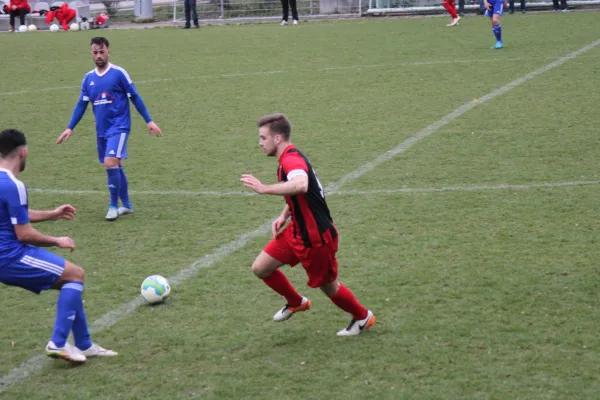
[251,251,281,278]
[61,261,85,282]
[320,279,340,297]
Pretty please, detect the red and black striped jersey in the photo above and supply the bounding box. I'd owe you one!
[277,145,337,248]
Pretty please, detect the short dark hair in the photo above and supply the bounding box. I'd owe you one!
[0,129,27,157]
[90,37,109,48]
[258,114,292,140]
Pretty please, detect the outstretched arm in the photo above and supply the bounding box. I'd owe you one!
[29,205,76,223]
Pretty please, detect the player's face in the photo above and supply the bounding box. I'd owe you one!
[18,146,27,172]
[91,44,110,69]
[258,126,278,157]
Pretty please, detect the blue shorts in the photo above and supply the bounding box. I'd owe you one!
[0,246,65,294]
[97,132,129,163]
[485,1,504,16]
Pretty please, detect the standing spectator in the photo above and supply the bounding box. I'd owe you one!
[8,0,30,32]
[182,0,199,29]
[280,0,298,25]
[458,0,465,16]
[552,0,571,11]
[508,0,526,13]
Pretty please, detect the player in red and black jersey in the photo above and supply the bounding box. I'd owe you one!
[241,114,375,336]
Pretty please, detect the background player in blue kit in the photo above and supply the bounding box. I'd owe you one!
[484,0,508,49]
[57,37,163,221]
[0,129,117,364]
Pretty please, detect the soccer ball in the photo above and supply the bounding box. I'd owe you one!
[141,275,171,304]
[50,24,59,32]
[18,25,27,33]
[27,24,37,32]
[69,22,79,31]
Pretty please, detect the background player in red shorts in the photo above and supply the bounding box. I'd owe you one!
[240,114,375,336]
[443,0,460,26]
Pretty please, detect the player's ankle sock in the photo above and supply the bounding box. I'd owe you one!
[50,282,84,348]
[329,283,368,320]
[493,24,502,41]
[70,282,92,350]
[262,269,303,306]
[442,3,458,18]
[106,167,121,208]
[118,166,132,209]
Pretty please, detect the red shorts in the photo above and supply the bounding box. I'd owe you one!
[264,225,339,288]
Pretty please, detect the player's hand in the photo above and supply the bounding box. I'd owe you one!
[272,216,287,238]
[240,174,266,194]
[485,1,491,9]
[147,122,163,137]
[56,237,76,252]
[51,204,77,221]
[56,129,73,144]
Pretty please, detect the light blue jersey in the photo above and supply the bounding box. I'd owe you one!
[77,63,140,138]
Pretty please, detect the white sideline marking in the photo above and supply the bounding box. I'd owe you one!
[335,180,600,195]
[1,39,599,393]
[0,58,526,97]
[328,38,600,192]
[28,180,600,197]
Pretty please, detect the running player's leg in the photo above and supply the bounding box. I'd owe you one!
[255,227,309,321]
[442,0,460,25]
[299,239,374,336]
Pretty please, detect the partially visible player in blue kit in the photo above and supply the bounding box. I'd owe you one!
[484,0,508,49]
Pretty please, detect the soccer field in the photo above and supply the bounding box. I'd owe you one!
[1,11,600,399]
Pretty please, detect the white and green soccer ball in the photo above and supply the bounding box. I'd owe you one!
[141,275,171,304]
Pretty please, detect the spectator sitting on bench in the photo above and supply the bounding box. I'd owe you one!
[45,2,76,30]
[7,0,30,32]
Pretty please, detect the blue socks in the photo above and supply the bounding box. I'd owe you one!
[119,166,132,209]
[493,24,502,42]
[51,282,88,348]
[106,167,121,209]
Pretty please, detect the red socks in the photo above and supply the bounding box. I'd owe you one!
[442,0,458,18]
[329,284,368,320]
[262,270,303,307]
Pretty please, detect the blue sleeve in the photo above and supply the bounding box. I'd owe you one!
[67,100,89,130]
[6,181,29,225]
[67,75,90,130]
[118,69,152,124]
[130,93,152,124]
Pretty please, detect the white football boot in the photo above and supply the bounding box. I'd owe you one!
[117,207,133,216]
[45,341,87,364]
[105,207,119,221]
[77,342,118,357]
[273,296,311,321]
[336,310,376,337]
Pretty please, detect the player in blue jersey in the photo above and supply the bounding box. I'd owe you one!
[0,129,117,364]
[56,36,163,221]
[484,0,508,49]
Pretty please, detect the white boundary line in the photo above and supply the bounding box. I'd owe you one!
[1,38,599,392]
[27,180,600,197]
[0,58,528,97]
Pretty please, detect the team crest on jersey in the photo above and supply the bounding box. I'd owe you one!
[93,91,114,106]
